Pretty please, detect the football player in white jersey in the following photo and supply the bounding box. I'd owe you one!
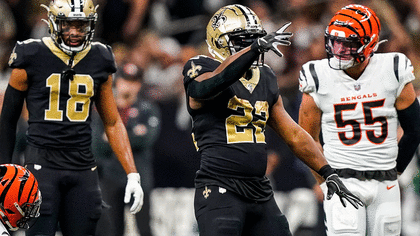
[298,4,420,236]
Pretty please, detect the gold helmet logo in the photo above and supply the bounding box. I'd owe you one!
[210,10,227,30]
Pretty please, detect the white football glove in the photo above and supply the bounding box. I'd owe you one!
[256,22,293,57]
[124,173,144,214]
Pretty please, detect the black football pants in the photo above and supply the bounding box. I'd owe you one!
[194,185,292,236]
[25,164,102,236]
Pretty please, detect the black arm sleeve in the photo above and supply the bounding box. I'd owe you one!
[187,42,260,99]
[0,85,26,163]
[396,98,420,173]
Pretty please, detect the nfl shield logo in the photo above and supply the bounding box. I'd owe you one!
[354,83,361,91]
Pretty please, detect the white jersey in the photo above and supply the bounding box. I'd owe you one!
[299,53,415,171]
[0,223,10,235]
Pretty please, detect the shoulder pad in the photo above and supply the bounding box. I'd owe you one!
[182,55,220,81]
[91,42,117,74]
[92,42,114,61]
[8,39,42,68]
[389,52,415,97]
[299,61,320,93]
[391,52,415,84]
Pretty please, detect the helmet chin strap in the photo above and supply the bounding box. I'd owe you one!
[329,57,357,70]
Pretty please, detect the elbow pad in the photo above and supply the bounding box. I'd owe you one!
[396,98,420,173]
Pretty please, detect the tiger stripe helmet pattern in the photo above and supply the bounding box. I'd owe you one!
[325,4,381,69]
[0,164,41,231]
[206,4,266,62]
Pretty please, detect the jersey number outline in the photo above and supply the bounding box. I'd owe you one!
[45,74,94,122]
[226,96,268,143]
[334,99,388,146]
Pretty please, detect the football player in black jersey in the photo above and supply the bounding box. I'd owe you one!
[182,4,364,236]
[0,1,143,235]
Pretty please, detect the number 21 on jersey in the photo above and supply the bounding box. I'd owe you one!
[226,96,268,143]
[45,73,94,122]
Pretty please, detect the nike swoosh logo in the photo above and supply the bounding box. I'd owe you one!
[387,185,396,190]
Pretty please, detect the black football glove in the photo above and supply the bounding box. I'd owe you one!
[256,22,293,57]
[325,173,364,209]
[318,165,364,209]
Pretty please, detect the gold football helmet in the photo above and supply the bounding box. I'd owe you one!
[41,0,98,54]
[206,4,266,62]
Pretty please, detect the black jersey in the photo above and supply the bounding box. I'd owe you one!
[9,37,116,151]
[183,55,279,201]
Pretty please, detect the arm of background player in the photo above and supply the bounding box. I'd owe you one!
[270,94,365,208]
[395,82,420,173]
[95,74,138,174]
[0,68,28,163]
[122,0,150,42]
[297,93,325,184]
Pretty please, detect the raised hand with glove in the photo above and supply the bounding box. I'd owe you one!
[318,165,364,209]
[255,22,293,57]
[124,173,144,214]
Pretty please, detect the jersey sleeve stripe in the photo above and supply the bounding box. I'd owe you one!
[309,63,319,92]
[393,54,399,82]
[299,68,307,84]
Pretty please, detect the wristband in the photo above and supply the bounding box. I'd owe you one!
[317,165,336,179]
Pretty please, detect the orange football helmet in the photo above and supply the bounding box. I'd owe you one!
[0,164,41,231]
[325,4,382,69]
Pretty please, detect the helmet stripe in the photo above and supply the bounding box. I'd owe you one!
[371,12,380,32]
[17,169,30,202]
[330,16,361,38]
[234,5,250,23]
[234,5,257,25]
[336,13,366,37]
[25,179,37,204]
[0,166,18,206]
[346,6,375,35]
[73,0,82,13]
